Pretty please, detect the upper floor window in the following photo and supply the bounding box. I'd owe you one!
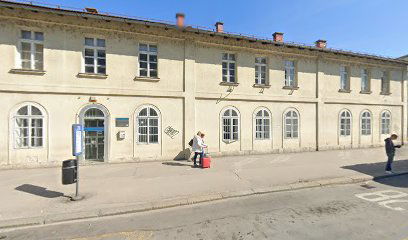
[284,60,296,87]
[255,57,267,85]
[222,108,239,141]
[139,44,158,78]
[84,38,106,74]
[381,71,390,94]
[284,110,299,139]
[340,66,349,91]
[222,53,236,83]
[339,110,352,136]
[255,109,270,140]
[136,106,159,144]
[361,69,370,93]
[14,104,44,148]
[381,110,391,135]
[20,30,44,71]
[361,111,371,135]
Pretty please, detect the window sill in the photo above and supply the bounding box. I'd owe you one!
[77,73,108,79]
[9,69,46,75]
[359,90,372,94]
[222,140,238,144]
[253,84,271,89]
[338,89,351,93]
[380,92,391,96]
[134,76,160,82]
[282,86,299,90]
[220,82,239,87]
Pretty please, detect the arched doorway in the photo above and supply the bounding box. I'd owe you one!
[79,105,109,161]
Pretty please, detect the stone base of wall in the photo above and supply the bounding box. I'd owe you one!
[1,142,404,170]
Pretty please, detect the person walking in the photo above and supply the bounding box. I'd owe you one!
[192,131,206,167]
[385,134,401,174]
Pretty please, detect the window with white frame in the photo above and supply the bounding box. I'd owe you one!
[20,30,44,71]
[222,53,236,83]
[381,111,391,135]
[284,110,299,139]
[222,108,239,141]
[255,109,270,140]
[361,69,370,92]
[361,111,371,135]
[284,60,296,87]
[339,110,352,136]
[14,104,44,148]
[255,57,267,85]
[139,44,158,78]
[340,66,349,91]
[137,106,159,144]
[381,71,390,94]
[84,38,106,74]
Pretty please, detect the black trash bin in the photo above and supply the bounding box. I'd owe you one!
[62,159,77,185]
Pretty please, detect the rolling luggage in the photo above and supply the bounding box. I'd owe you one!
[201,148,211,168]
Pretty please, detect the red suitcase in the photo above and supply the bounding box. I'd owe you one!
[202,156,211,168]
[201,148,211,168]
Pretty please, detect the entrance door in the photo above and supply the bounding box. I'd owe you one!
[83,108,105,161]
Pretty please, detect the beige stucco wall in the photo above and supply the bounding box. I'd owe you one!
[0,7,406,168]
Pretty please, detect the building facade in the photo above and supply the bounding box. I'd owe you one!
[0,1,407,167]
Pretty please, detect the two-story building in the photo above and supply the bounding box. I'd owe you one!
[0,0,406,167]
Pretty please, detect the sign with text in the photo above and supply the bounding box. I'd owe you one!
[72,124,83,156]
[115,118,129,127]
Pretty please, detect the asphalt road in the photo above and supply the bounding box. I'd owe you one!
[2,174,408,240]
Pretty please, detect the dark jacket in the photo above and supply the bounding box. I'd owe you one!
[385,138,401,155]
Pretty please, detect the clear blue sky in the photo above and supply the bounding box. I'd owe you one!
[33,0,407,58]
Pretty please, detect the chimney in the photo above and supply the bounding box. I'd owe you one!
[176,13,185,27]
[85,7,98,14]
[215,22,224,33]
[315,39,327,48]
[273,32,284,42]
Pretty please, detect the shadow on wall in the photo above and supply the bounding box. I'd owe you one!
[342,159,408,188]
[173,148,191,161]
[15,184,65,198]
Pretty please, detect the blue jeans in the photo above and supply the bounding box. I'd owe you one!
[386,154,394,171]
[193,152,204,166]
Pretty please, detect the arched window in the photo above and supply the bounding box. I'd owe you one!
[255,109,270,140]
[339,110,352,136]
[14,104,44,148]
[381,110,391,135]
[222,108,239,141]
[137,106,159,144]
[284,110,299,139]
[361,111,371,135]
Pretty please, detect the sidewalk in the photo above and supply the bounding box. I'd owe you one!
[1,147,408,229]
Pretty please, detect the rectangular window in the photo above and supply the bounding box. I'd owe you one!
[139,44,158,78]
[222,53,236,83]
[20,30,44,71]
[284,60,296,87]
[340,66,349,91]
[255,57,267,85]
[361,69,370,92]
[381,71,390,94]
[84,38,106,74]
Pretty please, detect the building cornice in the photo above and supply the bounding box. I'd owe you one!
[0,0,406,66]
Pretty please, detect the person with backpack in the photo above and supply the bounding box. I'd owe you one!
[385,134,402,174]
[190,131,207,167]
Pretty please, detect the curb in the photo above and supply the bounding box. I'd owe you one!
[1,172,407,230]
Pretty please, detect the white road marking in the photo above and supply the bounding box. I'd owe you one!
[378,200,408,211]
[355,190,408,211]
[355,190,408,202]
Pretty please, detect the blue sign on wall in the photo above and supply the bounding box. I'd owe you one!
[72,124,83,157]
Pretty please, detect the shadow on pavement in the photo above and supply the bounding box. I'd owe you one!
[162,162,192,167]
[342,159,408,188]
[15,184,65,198]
